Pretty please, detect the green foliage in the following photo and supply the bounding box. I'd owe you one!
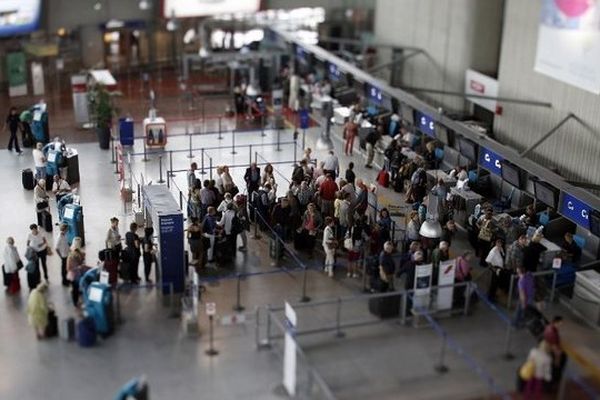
[88,84,116,130]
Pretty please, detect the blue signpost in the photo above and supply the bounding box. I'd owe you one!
[415,111,436,138]
[478,146,504,176]
[560,192,592,230]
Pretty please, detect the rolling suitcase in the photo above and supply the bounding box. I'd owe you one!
[45,310,58,338]
[42,211,53,233]
[59,317,76,341]
[77,318,97,347]
[368,295,401,319]
[22,169,35,190]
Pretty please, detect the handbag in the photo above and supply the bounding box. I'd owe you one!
[16,260,23,270]
[344,238,353,251]
[519,359,535,381]
[36,201,49,211]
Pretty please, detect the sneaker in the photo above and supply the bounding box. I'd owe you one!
[17,151,23,156]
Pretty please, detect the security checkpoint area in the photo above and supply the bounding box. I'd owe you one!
[3,1,600,400]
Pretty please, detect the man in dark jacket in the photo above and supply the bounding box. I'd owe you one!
[244,162,261,195]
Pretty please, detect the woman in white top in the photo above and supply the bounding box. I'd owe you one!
[217,193,233,214]
[32,142,47,180]
[3,237,22,293]
[322,217,336,278]
[262,164,275,187]
[55,224,71,286]
[524,341,552,398]
[215,166,225,195]
[27,224,49,282]
[485,238,506,303]
[406,211,421,242]
[221,166,235,194]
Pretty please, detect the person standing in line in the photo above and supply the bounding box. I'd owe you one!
[3,237,22,294]
[187,218,205,270]
[378,241,396,291]
[27,282,49,339]
[27,224,49,282]
[34,179,49,227]
[244,163,261,195]
[319,174,338,218]
[51,174,71,203]
[142,227,155,283]
[345,162,356,186]
[4,107,22,154]
[322,217,336,278]
[486,238,506,303]
[476,208,496,267]
[24,244,40,291]
[125,223,141,284]
[32,142,47,179]
[218,202,238,253]
[523,341,552,399]
[55,224,70,286]
[514,265,535,328]
[323,150,339,178]
[203,207,218,263]
[105,217,122,253]
[67,237,85,307]
[187,162,198,193]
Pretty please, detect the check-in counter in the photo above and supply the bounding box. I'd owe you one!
[426,169,457,191]
[450,187,484,227]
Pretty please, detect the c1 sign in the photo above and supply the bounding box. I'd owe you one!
[560,192,591,230]
[415,111,436,138]
[478,146,503,176]
[367,84,383,104]
[328,63,341,81]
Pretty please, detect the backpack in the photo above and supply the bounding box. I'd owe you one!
[231,215,242,235]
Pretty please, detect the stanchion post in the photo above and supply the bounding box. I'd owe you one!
[254,151,257,165]
[142,138,148,162]
[361,255,369,293]
[205,315,219,356]
[116,285,122,324]
[209,157,213,180]
[231,129,237,154]
[218,117,223,140]
[200,149,205,175]
[463,282,471,316]
[233,274,245,312]
[293,139,297,165]
[550,270,557,302]
[168,151,175,177]
[435,334,449,373]
[158,156,165,183]
[261,113,266,137]
[334,297,345,338]
[110,135,116,164]
[259,305,272,349]
[249,144,252,166]
[299,267,310,303]
[400,291,407,325]
[507,275,516,310]
[503,323,515,360]
[179,190,183,210]
[137,184,141,209]
[302,128,306,150]
[253,210,261,240]
[276,128,281,151]
[187,133,194,159]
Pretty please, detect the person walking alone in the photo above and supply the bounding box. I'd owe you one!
[4,107,22,155]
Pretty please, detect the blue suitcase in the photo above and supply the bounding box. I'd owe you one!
[77,318,96,348]
[548,263,577,288]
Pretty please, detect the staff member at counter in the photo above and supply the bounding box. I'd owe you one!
[560,232,581,263]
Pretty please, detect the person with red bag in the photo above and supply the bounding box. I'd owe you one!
[3,236,22,294]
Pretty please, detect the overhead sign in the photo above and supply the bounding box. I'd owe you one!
[367,84,383,104]
[478,146,504,176]
[295,45,308,64]
[283,302,297,397]
[560,192,591,229]
[535,0,600,94]
[415,111,436,138]
[205,302,216,316]
[163,0,260,18]
[465,69,499,113]
[328,63,342,81]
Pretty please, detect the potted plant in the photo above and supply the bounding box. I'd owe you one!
[89,84,116,149]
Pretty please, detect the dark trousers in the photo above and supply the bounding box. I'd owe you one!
[37,249,48,280]
[71,278,80,306]
[143,253,153,281]
[8,129,20,152]
[478,239,492,266]
[27,270,41,291]
[60,256,68,284]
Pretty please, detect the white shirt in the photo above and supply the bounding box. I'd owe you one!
[217,199,232,213]
[322,225,335,248]
[219,209,236,235]
[3,245,20,273]
[27,233,47,252]
[323,154,339,173]
[485,246,505,268]
[33,149,46,168]
[52,179,70,194]
[55,231,70,258]
[527,348,552,381]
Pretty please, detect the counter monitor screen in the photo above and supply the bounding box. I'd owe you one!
[47,151,57,163]
[458,138,477,161]
[89,287,103,303]
[533,180,558,209]
[590,210,600,237]
[500,161,521,188]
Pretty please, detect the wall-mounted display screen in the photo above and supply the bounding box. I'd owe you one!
[500,160,521,188]
[0,0,41,37]
[401,103,414,125]
[163,0,260,18]
[533,180,558,209]
[458,138,477,161]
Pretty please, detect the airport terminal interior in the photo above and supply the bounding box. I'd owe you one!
[2,0,600,399]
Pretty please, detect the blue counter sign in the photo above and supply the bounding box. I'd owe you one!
[296,46,307,63]
[415,111,436,138]
[367,84,383,104]
[560,192,591,229]
[478,147,504,176]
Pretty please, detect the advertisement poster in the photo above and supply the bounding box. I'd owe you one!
[413,263,433,310]
[31,62,44,96]
[283,302,297,397]
[436,260,456,311]
[159,213,185,294]
[7,52,27,97]
[535,0,600,93]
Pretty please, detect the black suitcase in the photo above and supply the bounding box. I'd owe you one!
[368,295,401,319]
[45,177,53,191]
[22,169,35,190]
[42,211,53,233]
[45,310,58,338]
[524,305,547,339]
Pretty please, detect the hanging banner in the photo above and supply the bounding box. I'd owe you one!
[413,263,433,310]
[7,52,27,97]
[535,0,600,94]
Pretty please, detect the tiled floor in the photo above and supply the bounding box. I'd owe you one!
[0,88,598,400]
